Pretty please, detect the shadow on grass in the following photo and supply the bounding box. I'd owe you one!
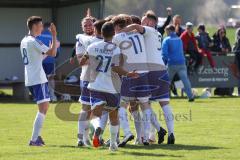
[124,144,224,151]
[48,145,108,150]
[119,150,183,158]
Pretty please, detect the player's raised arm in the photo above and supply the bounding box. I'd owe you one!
[46,23,57,57]
[120,24,145,34]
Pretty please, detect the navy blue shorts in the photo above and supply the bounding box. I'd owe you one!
[90,90,120,110]
[42,63,55,76]
[28,83,50,104]
[79,80,91,105]
[121,72,151,102]
[148,70,170,102]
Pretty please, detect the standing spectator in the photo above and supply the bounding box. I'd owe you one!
[173,15,185,37]
[211,26,231,55]
[211,26,233,96]
[162,25,194,102]
[233,28,240,96]
[196,24,216,68]
[170,13,183,96]
[181,22,202,71]
[37,22,60,102]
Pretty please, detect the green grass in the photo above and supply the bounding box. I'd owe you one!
[0,98,240,160]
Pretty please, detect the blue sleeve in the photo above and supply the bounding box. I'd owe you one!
[162,38,169,65]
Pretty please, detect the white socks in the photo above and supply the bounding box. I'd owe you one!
[119,107,132,136]
[31,112,45,142]
[150,108,161,132]
[131,110,142,140]
[78,111,89,141]
[110,125,119,145]
[162,104,174,135]
[100,111,108,130]
[90,117,101,130]
[142,108,151,140]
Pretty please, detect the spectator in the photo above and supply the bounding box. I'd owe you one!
[212,27,233,96]
[37,22,60,102]
[196,24,216,68]
[170,13,182,96]
[180,22,202,71]
[173,15,185,37]
[211,26,231,55]
[233,28,240,96]
[162,25,194,102]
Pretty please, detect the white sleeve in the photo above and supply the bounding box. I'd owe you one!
[112,47,121,67]
[76,39,86,56]
[112,36,119,46]
[33,39,49,54]
[86,45,94,56]
[143,26,154,36]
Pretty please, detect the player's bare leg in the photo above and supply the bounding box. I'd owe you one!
[159,101,175,144]
[109,109,119,151]
[29,102,49,146]
[91,105,103,148]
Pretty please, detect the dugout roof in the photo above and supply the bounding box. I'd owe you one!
[0,0,100,8]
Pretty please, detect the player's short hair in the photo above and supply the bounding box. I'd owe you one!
[27,16,42,30]
[112,16,127,29]
[143,10,157,22]
[165,24,175,32]
[94,19,106,34]
[131,15,141,25]
[118,14,133,25]
[102,22,115,39]
[104,15,116,21]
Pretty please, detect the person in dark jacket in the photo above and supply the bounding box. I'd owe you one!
[212,26,233,96]
[196,24,216,68]
[211,26,232,55]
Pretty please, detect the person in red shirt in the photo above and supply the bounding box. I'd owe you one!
[180,22,202,71]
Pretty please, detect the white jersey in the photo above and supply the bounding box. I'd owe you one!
[143,26,165,66]
[87,41,121,94]
[113,32,147,64]
[75,34,103,81]
[20,35,49,86]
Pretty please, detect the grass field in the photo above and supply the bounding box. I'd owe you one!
[0,96,240,160]
[0,27,239,160]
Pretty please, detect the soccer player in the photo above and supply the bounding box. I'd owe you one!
[113,15,165,146]
[80,22,139,151]
[76,18,107,147]
[121,11,175,144]
[20,16,57,146]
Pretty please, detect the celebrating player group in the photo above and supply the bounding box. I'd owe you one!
[20,9,175,152]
